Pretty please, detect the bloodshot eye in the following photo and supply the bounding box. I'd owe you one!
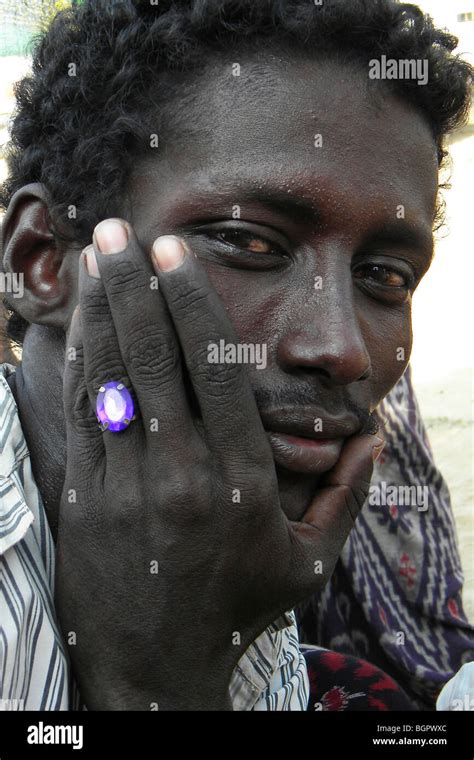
[353,264,408,288]
[216,230,277,255]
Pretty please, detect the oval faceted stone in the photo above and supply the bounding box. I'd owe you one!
[96,381,134,432]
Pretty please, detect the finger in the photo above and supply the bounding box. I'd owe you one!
[291,433,384,579]
[90,220,198,457]
[63,303,105,483]
[151,236,272,469]
[78,245,145,471]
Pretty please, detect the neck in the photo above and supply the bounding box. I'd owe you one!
[11,325,67,542]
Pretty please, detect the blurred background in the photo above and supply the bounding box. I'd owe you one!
[0,0,473,619]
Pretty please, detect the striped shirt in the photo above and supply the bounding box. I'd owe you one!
[0,362,309,711]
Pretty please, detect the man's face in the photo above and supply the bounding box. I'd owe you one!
[122,54,437,518]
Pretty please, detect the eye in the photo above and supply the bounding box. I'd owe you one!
[353,264,408,288]
[196,222,291,270]
[214,230,282,256]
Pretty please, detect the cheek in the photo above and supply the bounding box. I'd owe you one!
[202,263,281,347]
[362,302,413,403]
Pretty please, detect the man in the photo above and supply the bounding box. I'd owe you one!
[0,0,473,710]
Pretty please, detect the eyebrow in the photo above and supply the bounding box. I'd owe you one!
[236,188,320,227]
[361,220,434,259]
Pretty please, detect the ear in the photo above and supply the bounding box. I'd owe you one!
[0,183,80,329]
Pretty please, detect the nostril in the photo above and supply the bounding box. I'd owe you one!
[359,364,372,381]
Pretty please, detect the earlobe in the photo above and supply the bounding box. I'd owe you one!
[1,183,78,329]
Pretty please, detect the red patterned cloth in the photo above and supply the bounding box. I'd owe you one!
[302,646,416,711]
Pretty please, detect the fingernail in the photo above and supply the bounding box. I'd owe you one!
[372,436,385,462]
[152,236,185,272]
[82,245,100,279]
[93,219,128,255]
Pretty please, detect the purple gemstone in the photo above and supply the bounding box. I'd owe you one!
[96,381,135,432]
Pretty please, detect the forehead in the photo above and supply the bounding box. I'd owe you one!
[132,53,438,230]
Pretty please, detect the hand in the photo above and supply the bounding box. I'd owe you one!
[55,219,383,710]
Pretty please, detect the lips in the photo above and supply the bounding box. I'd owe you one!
[260,408,362,475]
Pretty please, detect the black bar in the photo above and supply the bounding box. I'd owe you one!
[0,710,472,758]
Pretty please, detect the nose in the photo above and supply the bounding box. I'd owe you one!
[277,289,371,386]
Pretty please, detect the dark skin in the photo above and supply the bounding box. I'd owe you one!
[1,57,437,709]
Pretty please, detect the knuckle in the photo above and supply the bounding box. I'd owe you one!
[86,352,128,393]
[108,484,142,527]
[80,289,110,320]
[69,409,98,436]
[105,260,147,299]
[68,381,93,425]
[186,467,212,503]
[123,327,180,388]
[339,482,368,518]
[169,281,209,318]
[157,467,211,523]
[352,478,371,510]
[193,356,243,395]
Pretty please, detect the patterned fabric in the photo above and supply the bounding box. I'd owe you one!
[0,369,70,710]
[0,362,309,711]
[230,617,309,710]
[297,366,474,710]
[301,646,416,711]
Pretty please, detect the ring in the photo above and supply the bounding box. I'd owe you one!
[96,381,136,432]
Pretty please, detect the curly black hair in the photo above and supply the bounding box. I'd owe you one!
[1,0,472,346]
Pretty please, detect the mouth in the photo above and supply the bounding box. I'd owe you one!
[260,409,362,475]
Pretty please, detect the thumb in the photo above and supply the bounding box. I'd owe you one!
[299,432,385,540]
